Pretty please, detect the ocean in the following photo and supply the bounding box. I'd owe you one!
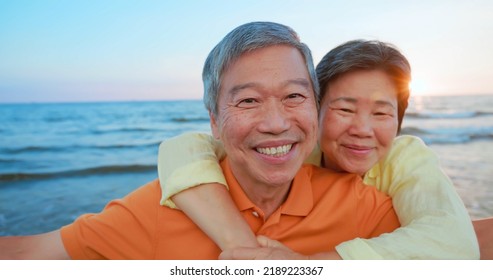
[0,95,492,235]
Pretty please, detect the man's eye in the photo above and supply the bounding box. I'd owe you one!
[288,93,302,98]
[284,93,306,105]
[240,98,256,104]
[236,98,258,108]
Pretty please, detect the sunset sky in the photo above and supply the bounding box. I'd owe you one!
[1,0,492,103]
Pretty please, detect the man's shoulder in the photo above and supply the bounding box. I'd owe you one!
[298,165,394,226]
[300,164,365,196]
[113,179,163,214]
[302,164,361,184]
[126,179,161,200]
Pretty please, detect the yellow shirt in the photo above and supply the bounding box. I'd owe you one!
[158,132,479,259]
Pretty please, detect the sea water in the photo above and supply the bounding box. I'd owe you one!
[403,94,493,220]
[0,95,492,235]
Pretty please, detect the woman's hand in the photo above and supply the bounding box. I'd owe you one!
[219,235,343,260]
[219,235,308,260]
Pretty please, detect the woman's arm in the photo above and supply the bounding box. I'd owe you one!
[158,132,258,250]
[335,135,480,259]
[171,184,258,250]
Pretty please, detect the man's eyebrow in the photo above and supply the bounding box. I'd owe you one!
[282,78,311,89]
[229,78,311,95]
[229,82,259,95]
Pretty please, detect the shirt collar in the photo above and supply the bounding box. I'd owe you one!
[221,158,314,217]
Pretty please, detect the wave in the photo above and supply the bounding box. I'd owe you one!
[95,141,161,149]
[0,164,157,182]
[405,110,493,119]
[0,146,63,153]
[89,119,208,134]
[0,141,162,154]
[90,127,164,134]
[0,158,20,163]
[171,117,210,123]
[43,115,84,123]
[401,126,493,144]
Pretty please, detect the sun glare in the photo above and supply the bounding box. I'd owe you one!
[409,78,429,96]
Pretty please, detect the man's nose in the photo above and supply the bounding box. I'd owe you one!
[257,101,291,134]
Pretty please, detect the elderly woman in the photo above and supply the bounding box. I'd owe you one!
[157,40,481,259]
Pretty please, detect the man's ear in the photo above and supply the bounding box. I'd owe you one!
[209,111,220,140]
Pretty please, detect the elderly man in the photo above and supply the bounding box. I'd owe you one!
[0,21,399,260]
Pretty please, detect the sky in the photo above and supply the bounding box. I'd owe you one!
[1,0,492,103]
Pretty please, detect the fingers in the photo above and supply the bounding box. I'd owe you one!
[257,235,290,250]
[219,247,306,260]
[219,247,265,260]
[219,237,301,260]
[218,249,235,260]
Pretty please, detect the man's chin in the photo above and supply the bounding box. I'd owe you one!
[256,166,300,187]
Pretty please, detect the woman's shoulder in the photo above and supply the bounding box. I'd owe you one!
[388,135,432,156]
[365,136,441,193]
[392,134,425,148]
[383,135,439,170]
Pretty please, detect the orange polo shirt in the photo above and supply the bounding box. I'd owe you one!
[61,159,399,259]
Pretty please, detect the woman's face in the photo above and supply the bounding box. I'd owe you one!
[318,69,399,176]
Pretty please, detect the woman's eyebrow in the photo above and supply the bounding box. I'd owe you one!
[375,100,396,109]
[330,97,396,109]
[329,97,357,104]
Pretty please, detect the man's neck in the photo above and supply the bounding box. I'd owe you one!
[221,158,294,220]
[241,183,292,219]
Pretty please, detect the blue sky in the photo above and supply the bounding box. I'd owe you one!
[1,0,492,103]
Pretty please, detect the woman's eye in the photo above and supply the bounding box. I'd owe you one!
[339,108,354,113]
[374,111,394,117]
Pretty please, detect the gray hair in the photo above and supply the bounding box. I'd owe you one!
[203,21,319,116]
[316,40,411,133]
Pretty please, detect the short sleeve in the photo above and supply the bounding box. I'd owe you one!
[158,132,228,208]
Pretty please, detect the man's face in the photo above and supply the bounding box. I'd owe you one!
[211,45,318,194]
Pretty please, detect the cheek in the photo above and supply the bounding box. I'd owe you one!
[375,120,398,149]
[306,110,319,135]
[294,101,319,137]
[217,113,248,142]
[317,115,338,159]
[319,110,343,142]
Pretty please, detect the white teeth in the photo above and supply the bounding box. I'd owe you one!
[256,144,292,157]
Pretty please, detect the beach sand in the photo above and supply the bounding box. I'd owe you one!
[430,140,493,220]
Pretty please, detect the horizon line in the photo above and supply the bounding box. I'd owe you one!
[1,92,492,105]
